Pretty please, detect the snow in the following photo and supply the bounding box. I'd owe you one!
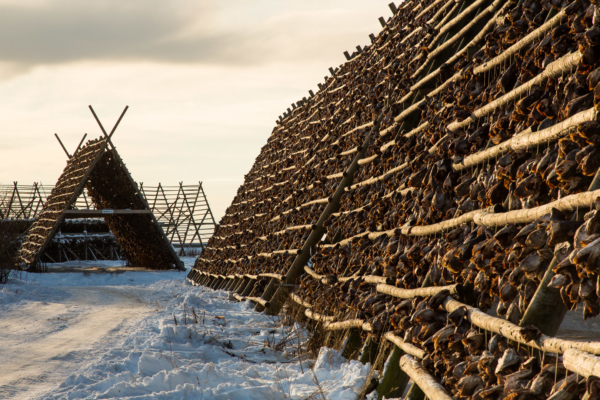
[0,258,370,399]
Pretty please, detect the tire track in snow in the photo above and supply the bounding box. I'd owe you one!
[0,286,150,400]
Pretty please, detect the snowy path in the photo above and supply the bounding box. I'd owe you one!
[0,261,370,399]
[0,286,151,399]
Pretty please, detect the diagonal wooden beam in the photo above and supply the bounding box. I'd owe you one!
[73,133,87,157]
[54,133,71,158]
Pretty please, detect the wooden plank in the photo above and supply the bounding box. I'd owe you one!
[63,209,152,217]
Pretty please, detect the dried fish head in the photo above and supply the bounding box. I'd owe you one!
[495,348,521,376]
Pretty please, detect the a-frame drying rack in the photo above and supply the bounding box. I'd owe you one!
[18,106,184,271]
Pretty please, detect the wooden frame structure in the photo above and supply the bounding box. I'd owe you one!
[140,182,216,252]
[0,182,216,254]
[16,106,184,271]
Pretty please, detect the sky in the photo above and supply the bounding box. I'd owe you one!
[0,0,393,221]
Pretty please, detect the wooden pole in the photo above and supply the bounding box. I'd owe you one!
[342,328,363,360]
[73,133,87,156]
[359,335,380,365]
[236,277,250,294]
[255,277,278,312]
[376,346,411,400]
[54,133,71,158]
[564,349,600,379]
[400,355,452,400]
[241,278,256,297]
[518,254,567,336]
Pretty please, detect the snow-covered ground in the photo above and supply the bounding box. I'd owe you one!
[0,258,370,399]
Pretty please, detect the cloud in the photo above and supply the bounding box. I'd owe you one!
[0,0,382,68]
[0,0,263,66]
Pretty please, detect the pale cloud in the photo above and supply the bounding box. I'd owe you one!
[0,0,384,68]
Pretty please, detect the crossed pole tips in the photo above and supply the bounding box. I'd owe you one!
[53,105,128,159]
[89,105,129,151]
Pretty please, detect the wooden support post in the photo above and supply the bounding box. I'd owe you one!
[222,279,233,291]
[65,246,81,261]
[255,277,277,312]
[209,277,221,289]
[232,278,243,292]
[226,278,237,290]
[388,2,398,14]
[342,328,363,360]
[230,277,241,291]
[378,16,386,27]
[266,114,384,316]
[359,334,380,365]
[237,277,250,294]
[404,383,425,400]
[519,254,567,336]
[220,278,231,290]
[217,278,228,290]
[215,278,226,289]
[376,346,410,400]
[241,279,256,297]
[223,278,234,290]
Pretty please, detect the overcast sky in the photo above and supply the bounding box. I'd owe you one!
[0,0,392,221]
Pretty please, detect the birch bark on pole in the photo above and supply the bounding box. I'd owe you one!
[474,9,568,74]
[377,283,460,299]
[448,51,581,132]
[564,349,600,378]
[265,114,384,316]
[400,355,453,400]
[383,332,427,359]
